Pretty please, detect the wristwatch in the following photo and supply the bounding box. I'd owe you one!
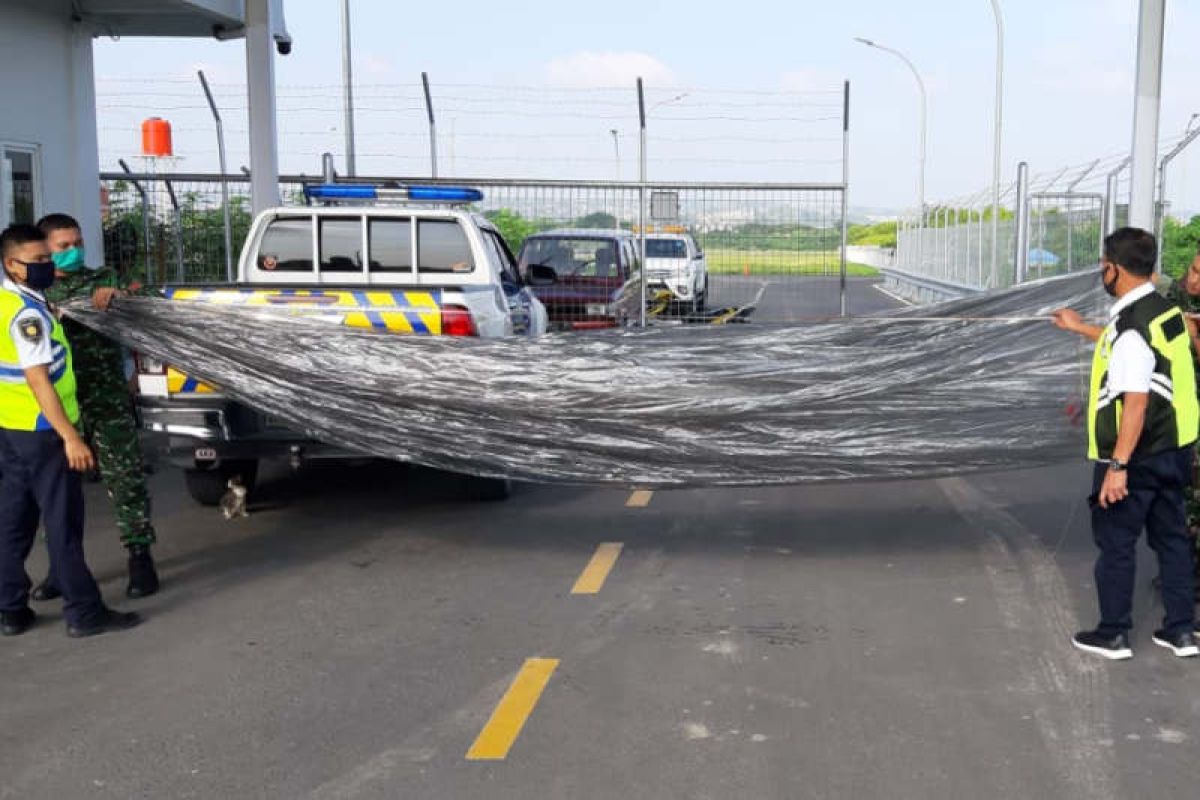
[1109,458,1128,472]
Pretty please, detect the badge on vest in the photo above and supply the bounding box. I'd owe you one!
[19,317,44,344]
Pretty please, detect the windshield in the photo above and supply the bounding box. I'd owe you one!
[520,237,622,279]
[645,238,687,259]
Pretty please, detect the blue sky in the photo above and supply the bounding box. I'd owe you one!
[94,0,1200,213]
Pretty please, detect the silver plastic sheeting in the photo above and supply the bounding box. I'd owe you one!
[66,271,1107,487]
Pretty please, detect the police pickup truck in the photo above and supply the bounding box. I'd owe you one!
[136,184,548,505]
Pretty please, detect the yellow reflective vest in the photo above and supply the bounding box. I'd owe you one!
[0,285,79,431]
[1087,290,1199,460]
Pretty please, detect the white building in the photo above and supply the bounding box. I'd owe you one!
[0,0,289,265]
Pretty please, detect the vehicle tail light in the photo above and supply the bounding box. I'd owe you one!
[135,353,166,374]
[440,304,478,337]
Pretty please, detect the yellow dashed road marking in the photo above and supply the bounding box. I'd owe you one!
[571,543,624,595]
[626,490,654,508]
[466,658,559,761]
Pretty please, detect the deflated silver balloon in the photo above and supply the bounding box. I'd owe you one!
[65,271,1105,487]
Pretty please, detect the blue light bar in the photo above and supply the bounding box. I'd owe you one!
[304,184,377,200]
[407,186,484,202]
[303,184,484,203]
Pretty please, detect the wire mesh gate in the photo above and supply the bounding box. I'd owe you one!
[99,172,858,324]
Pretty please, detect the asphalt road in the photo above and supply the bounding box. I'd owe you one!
[706,275,904,322]
[2,458,1197,799]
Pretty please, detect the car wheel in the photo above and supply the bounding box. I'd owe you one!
[183,459,259,507]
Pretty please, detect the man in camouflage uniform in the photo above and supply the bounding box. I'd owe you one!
[30,214,159,599]
[1163,244,1200,601]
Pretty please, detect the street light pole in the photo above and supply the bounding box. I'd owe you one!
[855,37,926,266]
[988,0,1004,289]
[610,128,620,180]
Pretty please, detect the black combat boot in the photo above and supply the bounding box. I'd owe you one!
[126,545,160,598]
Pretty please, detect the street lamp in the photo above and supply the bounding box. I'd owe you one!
[650,91,689,113]
[855,37,927,254]
[610,128,620,180]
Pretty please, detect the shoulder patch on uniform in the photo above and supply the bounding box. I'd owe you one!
[1161,313,1185,341]
[19,316,44,344]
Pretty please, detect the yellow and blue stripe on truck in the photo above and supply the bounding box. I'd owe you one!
[161,287,445,395]
[164,287,445,335]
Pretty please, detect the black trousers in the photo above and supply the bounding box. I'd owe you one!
[1090,446,1196,637]
[0,429,103,627]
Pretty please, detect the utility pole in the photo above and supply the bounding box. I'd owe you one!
[988,0,1004,289]
[340,0,356,176]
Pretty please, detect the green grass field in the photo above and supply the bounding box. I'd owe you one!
[704,248,878,277]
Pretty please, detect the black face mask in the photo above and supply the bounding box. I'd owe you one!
[1102,264,1119,297]
[7,260,57,291]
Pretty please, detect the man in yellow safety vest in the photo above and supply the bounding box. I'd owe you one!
[0,224,140,638]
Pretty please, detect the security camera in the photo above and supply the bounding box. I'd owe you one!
[275,35,292,56]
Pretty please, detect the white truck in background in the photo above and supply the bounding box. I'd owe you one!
[644,232,708,312]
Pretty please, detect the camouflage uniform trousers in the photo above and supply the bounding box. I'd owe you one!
[1186,455,1200,584]
[66,319,157,549]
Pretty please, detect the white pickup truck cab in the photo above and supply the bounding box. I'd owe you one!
[136,183,547,505]
[644,232,708,311]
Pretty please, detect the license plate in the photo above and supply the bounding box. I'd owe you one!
[194,448,217,461]
[137,375,168,398]
[586,304,608,316]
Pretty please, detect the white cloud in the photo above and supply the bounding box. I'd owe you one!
[544,51,675,88]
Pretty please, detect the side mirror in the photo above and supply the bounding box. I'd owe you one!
[527,263,557,286]
[694,251,704,259]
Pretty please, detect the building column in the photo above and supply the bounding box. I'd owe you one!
[1128,0,1165,232]
[245,0,280,213]
[69,20,103,265]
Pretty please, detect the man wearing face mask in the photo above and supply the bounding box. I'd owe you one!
[30,214,159,601]
[1162,244,1200,598]
[1052,227,1199,660]
[0,224,140,637]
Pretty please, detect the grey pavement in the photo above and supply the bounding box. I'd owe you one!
[707,275,905,322]
[1,457,1197,799]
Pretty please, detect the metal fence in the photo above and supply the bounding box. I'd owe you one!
[100,172,854,323]
[890,129,1200,297]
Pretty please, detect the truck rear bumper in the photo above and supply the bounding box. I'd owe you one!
[138,397,359,466]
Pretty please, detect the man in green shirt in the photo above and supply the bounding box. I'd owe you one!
[28,214,159,601]
[1163,243,1200,599]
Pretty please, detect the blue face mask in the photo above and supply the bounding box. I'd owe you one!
[51,246,86,273]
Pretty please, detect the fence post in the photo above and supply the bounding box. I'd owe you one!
[198,70,234,283]
[637,77,647,328]
[839,80,849,317]
[118,159,153,287]
[422,72,438,179]
[1013,161,1030,284]
[163,179,185,283]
